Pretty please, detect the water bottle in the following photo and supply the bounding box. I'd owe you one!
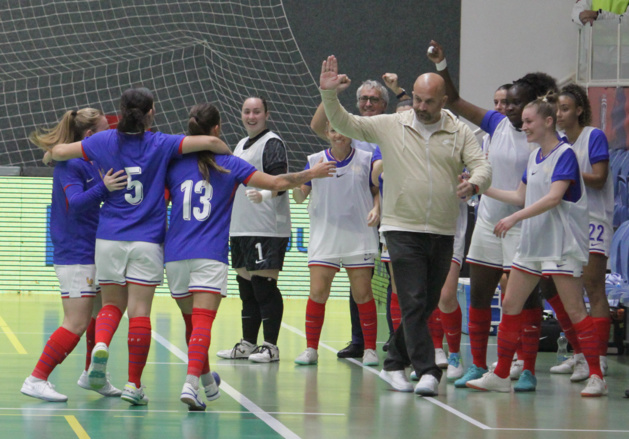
[556,332,569,364]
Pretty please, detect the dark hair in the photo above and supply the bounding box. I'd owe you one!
[244,96,268,113]
[396,98,412,110]
[117,87,154,134]
[512,72,558,106]
[497,84,512,92]
[188,103,229,182]
[525,91,559,125]
[560,83,592,127]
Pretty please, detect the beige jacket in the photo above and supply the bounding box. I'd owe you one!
[321,89,492,236]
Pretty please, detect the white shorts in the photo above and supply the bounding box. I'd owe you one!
[55,264,100,299]
[466,217,520,271]
[380,233,390,263]
[308,253,376,271]
[588,219,612,257]
[165,259,229,300]
[95,239,164,286]
[511,253,584,278]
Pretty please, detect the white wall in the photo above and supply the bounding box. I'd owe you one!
[460,0,578,116]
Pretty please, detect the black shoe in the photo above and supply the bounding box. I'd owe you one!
[337,343,364,358]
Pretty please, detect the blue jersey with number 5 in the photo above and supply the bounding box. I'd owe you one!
[165,153,256,263]
[81,129,185,243]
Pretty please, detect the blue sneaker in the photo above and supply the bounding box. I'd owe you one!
[513,369,537,392]
[446,353,464,380]
[454,364,488,388]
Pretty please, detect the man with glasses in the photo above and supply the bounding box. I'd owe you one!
[310,77,391,362]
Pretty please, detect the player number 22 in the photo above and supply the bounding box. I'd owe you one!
[181,179,213,221]
[589,224,604,242]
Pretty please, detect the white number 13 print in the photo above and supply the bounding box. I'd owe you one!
[181,179,213,221]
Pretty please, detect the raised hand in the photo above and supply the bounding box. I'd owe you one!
[320,55,343,91]
[427,40,445,64]
[382,73,399,92]
[103,169,127,192]
[337,74,352,93]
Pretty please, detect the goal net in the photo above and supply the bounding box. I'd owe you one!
[0,0,325,169]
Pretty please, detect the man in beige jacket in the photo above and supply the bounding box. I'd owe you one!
[319,55,491,396]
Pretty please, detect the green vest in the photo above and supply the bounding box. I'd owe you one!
[592,0,629,14]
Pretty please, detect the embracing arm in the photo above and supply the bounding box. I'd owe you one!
[181,136,232,155]
[247,158,336,192]
[51,141,84,161]
[484,182,527,207]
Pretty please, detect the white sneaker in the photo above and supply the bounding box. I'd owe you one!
[217,340,257,359]
[77,371,122,397]
[294,348,318,365]
[180,382,206,411]
[121,382,149,405]
[410,371,419,381]
[87,342,109,389]
[600,356,608,376]
[415,374,439,396]
[446,353,464,380]
[435,348,448,368]
[550,355,576,374]
[510,359,524,380]
[21,376,67,402]
[203,371,221,401]
[570,354,589,382]
[248,342,280,363]
[466,372,511,393]
[378,369,413,392]
[362,349,379,366]
[580,375,608,397]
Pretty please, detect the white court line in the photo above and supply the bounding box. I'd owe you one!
[151,330,302,439]
[281,322,491,430]
[4,407,341,416]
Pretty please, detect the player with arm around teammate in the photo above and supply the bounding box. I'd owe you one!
[165,104,335,410]
[50,87,232,405]
[21,108,127,402]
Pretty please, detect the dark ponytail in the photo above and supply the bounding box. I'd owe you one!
[117,87,154,134]
[188,103,229,182]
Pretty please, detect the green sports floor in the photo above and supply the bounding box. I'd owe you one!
[2,293,629,439]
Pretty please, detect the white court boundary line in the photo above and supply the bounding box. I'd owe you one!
[281,322,492,431]
[151,330,303,439]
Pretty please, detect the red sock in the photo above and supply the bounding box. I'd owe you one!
[390,293,402,332]
[440,306,462,354]
[187,308,217,377]
[32,326,81,380]
[183,312,209,375]
[547,295,581,353]
[592,316,611,356]
[128,317,152,387]
[520,307,542,374]
[95,305,123,346]
[468,306,492,369]
[357,299,377,350]
[494,314,521,379]
[85,317,96,371]
[305,299,326,349]
[573,316,603,377]
[428,308,444,349]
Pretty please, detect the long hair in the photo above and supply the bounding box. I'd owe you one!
[117,87,154,134]
[560,83,592,127]
[188,103,229,182]
[29,108,104,150]
[525,91,559,126]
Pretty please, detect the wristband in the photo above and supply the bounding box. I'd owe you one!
[436,58,447,71]
[259,190,273,201]
[396,89,406,99]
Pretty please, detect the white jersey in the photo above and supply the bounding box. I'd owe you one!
[230,131,291,237]
[351,138,379,154]
[517,143,589,263]
[307,148,378,259]
[478,118,536,227]
[571,126,613,225]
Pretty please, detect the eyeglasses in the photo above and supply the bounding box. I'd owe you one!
[358,96,382,104]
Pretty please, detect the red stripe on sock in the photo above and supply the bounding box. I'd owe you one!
[573,316,603,377]
[520,307,542,374]
[85,317,96,371]
[547,295,581,353]
[128,317,152,387]
[187,308,217,377]
[305,299,326,350]
[428,308,444,349]
[357,299,377,350]
[440,306,462,354]
[494,314,521,379]
[592,316,611,357]
[468,306,492,369]
[95,305,123,346]
[33,326,80,380]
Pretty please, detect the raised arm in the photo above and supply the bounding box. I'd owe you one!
[247,158,336,192]
[310,74,352,141]
[426,40,488,127]
[181,135,232,155]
